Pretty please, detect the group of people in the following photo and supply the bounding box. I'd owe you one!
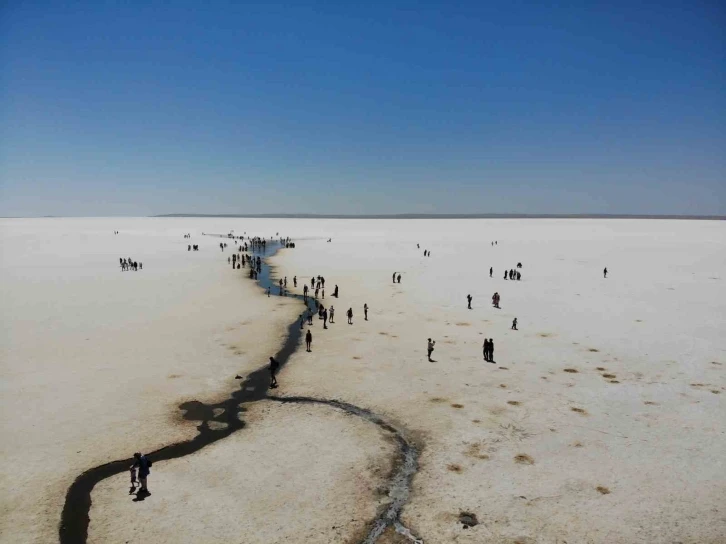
[302,276,338,301]
[119,257,142,271]
[391,272,402,283]
[187,244,199,251]
[504,269,522,281]
[482,338,495,362]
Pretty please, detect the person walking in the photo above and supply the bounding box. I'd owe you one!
[467,294,472,309]
[347,308,353,325]
[488,339,494,362]
[269,356,279,388]
[603,267,608,278]
[427,338,436,362]
[483,338,489,361]
[364,303,369,320]
[511,318,518,330]
[131,453,152,496]
[305,330,313,352]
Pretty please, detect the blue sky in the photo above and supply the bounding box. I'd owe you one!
[1,1,724,216]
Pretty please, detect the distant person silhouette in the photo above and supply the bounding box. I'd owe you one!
[329,306,335,323]
[512,318,518,330]
[269,357,279,388]
[294,276,297,287]
[427,338,436,361]
[347,308,353,324]
[489,267,493,278]
[364,303,369,320]
[305,330,312,352]
[467,294,472,309]
[397,274,401,284]
[604,267,608,278]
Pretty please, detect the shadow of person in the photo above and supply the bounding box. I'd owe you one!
[132,491,150,502]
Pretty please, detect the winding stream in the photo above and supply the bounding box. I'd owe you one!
[58,237,422,544]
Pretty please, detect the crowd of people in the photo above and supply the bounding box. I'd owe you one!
[119,257,142,271]
[127,232,612,501]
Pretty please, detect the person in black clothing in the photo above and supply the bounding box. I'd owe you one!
[364,303,368,320]
[269,356,279,388]
[488,339,494,362]
[131,453,151,495]
[397,274,401,283]
[347,308,353,324]
[489,267,493,278]
[504,270,508,280]
[294,276,297,287]
[323,308,328,329]
[512,318,518,330]
[483,339,489,361]
[603,267,608,278]
[334,285,339,297]
[467,294,472,309]
[427,338,435,361]
[305,330,313,352]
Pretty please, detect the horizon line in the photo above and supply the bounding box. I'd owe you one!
[155,213,725,220]
[1,213,724,220]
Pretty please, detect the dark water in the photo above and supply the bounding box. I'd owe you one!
[59,238,421,544]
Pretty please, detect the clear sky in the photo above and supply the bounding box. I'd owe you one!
[1,1,724,216]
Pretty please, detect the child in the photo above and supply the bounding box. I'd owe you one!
[129,465,138,493]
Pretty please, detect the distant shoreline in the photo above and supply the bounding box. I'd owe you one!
[1,214,724,220]
[154,213,725,220]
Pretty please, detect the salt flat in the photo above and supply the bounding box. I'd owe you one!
[1,218,724,543]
